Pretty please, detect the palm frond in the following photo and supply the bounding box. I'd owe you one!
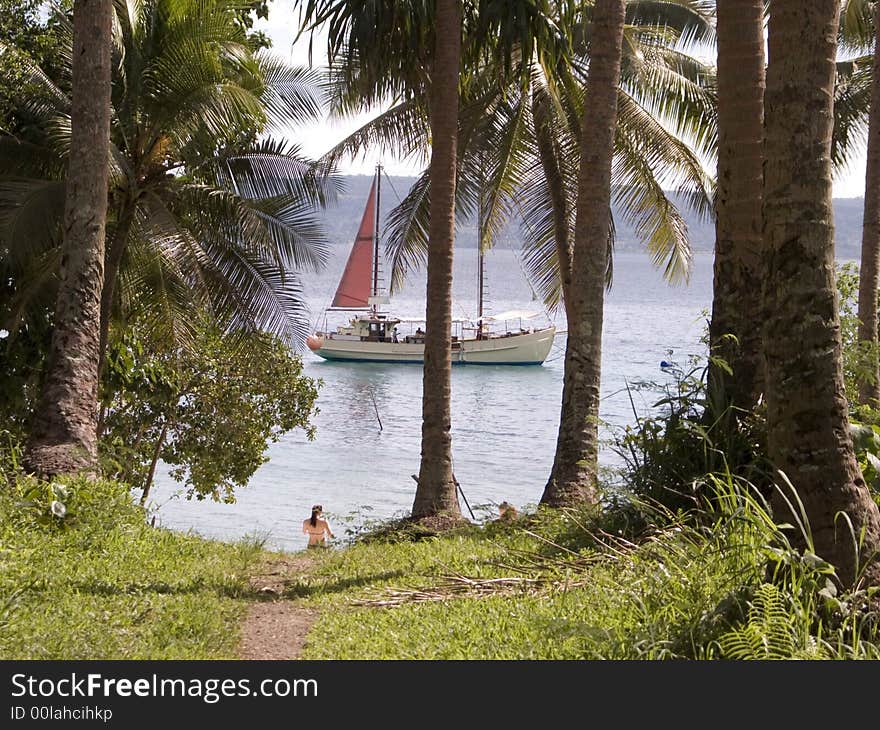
[840,0,875,55]
[213,137,341,210]
[318,98,429,171]
[171,180,329,273]
[0,178,65,268]
[383,170,430,294]
[833,55,872,178]
[0,247,62,332]
[256,57,325,130]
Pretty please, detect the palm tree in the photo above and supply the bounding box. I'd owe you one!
[411,0,462,519]
[318,1,715,510]
[299,0,464,520]
[849,0,880,407]
[300,0,565,520]
[707,0,765,414]
[0,0,332,371]
[540,0,627,506]
[22,0,113,477]
[763,0,880,588]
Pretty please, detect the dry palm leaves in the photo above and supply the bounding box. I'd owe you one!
[349,523,675,608]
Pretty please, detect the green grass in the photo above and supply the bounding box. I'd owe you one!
[3,469,878,660]
[0,475,264,659]
[297,482,880,660]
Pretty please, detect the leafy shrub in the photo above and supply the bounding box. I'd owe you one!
[100,321,320,503]
[850,421,880,507]
[837,262,880,413]
[611,355,770,516]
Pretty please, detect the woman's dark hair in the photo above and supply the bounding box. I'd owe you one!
[310,504,322,527]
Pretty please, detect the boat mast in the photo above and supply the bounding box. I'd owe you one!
[477,172,484,338]
[477,201,483,328]
[372,163,381,317]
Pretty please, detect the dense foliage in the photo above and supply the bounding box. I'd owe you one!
[100,321,320,503]
[0,0,69,135]
[838,262,880,412]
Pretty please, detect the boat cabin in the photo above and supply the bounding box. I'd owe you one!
[334,315,403,343]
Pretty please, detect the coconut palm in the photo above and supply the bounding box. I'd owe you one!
[0,0,333,374]
[541,0,628,506]
[707,0,765,415]
[411,0,463,519]
[840,0,880,406]
[299,0,467,520]
[21,0,113,478]
[763,0,880,589]
[300,0,564,520]
[327,1,716,507]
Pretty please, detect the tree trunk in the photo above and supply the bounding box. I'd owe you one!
[411,0,462,520]
[140,421,168,506]
[24,0,114,479]
[763,0,880,589]
[708,0,766,413]
[98,198,137,377]
[857,3,880,408]
[540,0,626,507]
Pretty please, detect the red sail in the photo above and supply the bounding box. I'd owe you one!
[330,178,376,309]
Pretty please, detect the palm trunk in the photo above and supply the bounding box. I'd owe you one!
[24,0,114,478]
[541,0,626,507]
[98,198,137,377]
[531,80,574,324]
[708,0,766,413]
[411,0,462,520]
[763,0,880,588]
[857,4,880,408]
[95,199,136,440]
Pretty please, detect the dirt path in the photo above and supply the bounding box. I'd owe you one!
[237,554,319,660]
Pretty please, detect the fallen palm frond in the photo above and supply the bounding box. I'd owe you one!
[350,573,587,607]
[349,522,679,608]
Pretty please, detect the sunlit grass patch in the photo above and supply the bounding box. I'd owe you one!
[300,478,880,660]
[0,476,264,659]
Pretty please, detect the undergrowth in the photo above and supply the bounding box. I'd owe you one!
[298,474,880,659]
[0,440,265,659]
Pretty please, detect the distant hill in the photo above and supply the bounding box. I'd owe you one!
[320,174,867,258]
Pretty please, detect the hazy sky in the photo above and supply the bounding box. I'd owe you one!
[257,2,869,198]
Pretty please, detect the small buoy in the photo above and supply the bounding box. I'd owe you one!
[306,334,324,351]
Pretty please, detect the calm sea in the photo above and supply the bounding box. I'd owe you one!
[148,245,715,549]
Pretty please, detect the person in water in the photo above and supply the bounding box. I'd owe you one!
[497,501,519,522]
[302,504,334,547]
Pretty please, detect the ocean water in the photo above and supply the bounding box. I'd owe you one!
[147,245,713,549]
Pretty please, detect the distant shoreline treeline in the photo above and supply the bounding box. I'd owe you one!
[325,174,866,255]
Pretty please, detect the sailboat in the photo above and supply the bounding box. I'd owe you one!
[306,165,556,365]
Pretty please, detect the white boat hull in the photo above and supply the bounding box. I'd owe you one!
[308,326,556,365]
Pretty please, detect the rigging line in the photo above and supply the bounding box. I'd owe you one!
[382,169,406,207]
[450,456,476,521]
[367,386,383,432]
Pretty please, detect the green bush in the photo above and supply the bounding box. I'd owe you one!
[611,356,770,516]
